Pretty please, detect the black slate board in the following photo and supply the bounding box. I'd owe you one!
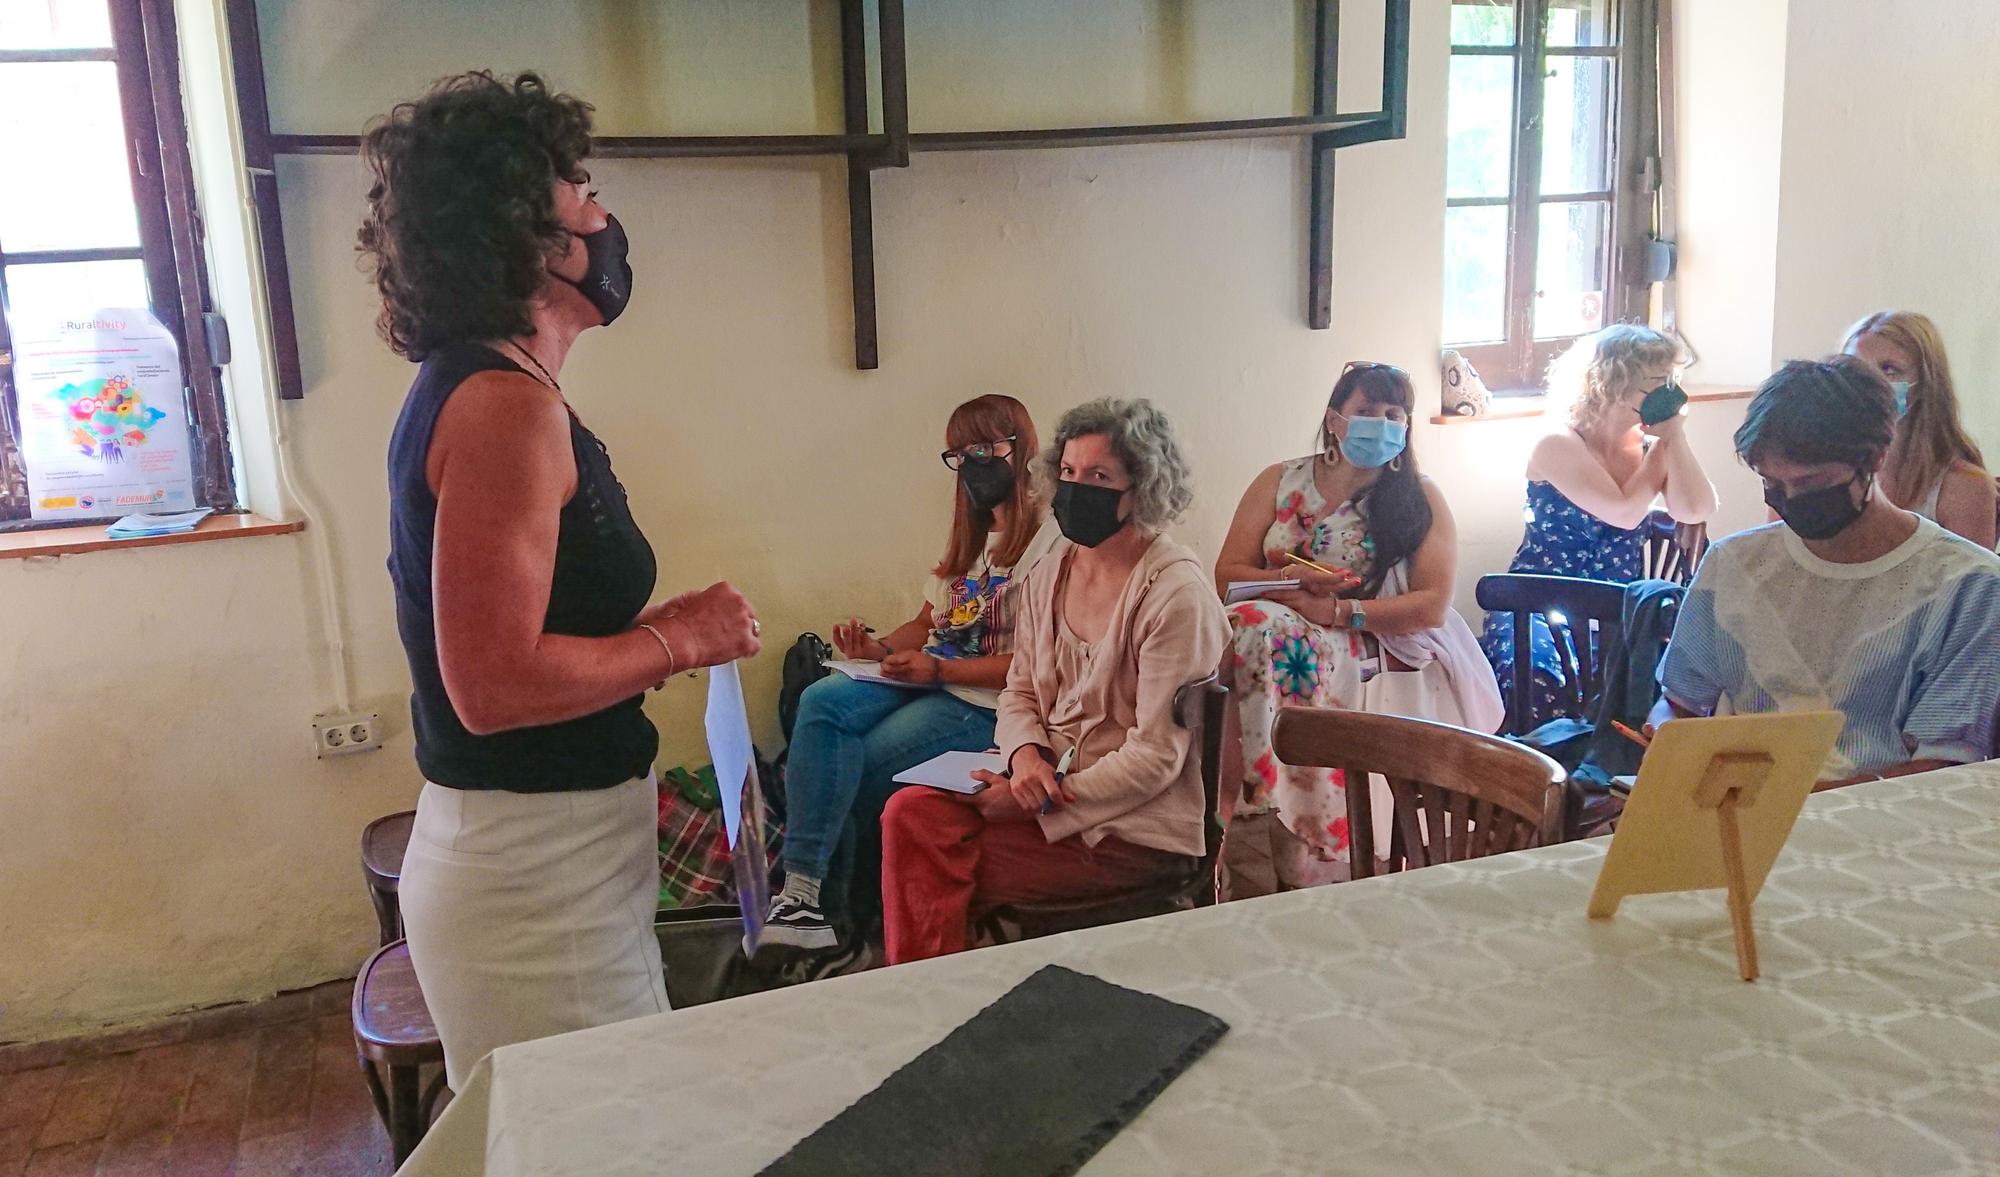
[760,964,1228,1176]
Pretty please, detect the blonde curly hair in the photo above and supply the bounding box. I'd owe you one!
[1547,324,1687,432]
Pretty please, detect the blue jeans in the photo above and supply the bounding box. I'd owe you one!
[782,675,997,885]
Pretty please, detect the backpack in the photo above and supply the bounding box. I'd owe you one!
[778,632,834,743]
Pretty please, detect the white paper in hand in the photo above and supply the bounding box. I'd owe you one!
[893,749,1005,793]
[704,662,769,952]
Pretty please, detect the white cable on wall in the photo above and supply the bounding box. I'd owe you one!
[268,394,355,714]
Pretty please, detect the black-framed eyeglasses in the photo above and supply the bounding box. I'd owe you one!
[941,436,1017,470]
[1342,360,1409,376]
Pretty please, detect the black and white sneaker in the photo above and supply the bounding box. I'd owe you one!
[763,894,838,950]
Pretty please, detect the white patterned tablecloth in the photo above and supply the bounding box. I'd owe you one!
[399,766,2000,1177]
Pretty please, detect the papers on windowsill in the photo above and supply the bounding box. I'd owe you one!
[892,750,1004,793]
[106,508,213,539]
[1224,578,1302,605]
[827,659,937,688]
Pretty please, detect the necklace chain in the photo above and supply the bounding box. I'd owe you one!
[505,340,561,392]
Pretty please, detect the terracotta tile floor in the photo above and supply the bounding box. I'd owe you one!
[0,982,396,1177]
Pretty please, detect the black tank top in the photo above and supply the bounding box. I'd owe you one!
[387,343,658,791]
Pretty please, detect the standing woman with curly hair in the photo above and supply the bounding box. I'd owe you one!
[879,398,1229,963]
[1479,324,1717,728]
[365,72,760,1087]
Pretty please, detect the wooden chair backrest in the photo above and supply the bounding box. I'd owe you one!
[1475,573,1627,734]
[1642,508,1708,584]
[1272,708,1564,879]
[1173,673,1229,901]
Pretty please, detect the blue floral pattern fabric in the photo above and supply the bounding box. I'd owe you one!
[1479,480,1645,727]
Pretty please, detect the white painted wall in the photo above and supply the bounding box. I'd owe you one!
[2,0,1768,1040]
[1672,0,1788,386]
[1767,0,2000,455]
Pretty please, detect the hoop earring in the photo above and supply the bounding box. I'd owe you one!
[1388,454,1404,473]
[1323,435,1344,465]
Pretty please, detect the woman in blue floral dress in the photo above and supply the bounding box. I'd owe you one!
[1215,363,1467,885]
[1480,326,1717,727]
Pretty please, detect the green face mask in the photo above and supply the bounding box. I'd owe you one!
[1638,382,1688,426]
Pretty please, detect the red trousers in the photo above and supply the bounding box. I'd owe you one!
[881,787,1185,964]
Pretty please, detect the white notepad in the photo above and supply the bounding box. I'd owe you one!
[892,750,1004,793]
[1224,579,1302,604]
[826,659,934,688]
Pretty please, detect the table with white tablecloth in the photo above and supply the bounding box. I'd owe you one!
[399,765,2000,1177]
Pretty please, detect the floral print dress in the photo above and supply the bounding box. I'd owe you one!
[1478,480,1645,727]
[1226,456,1375,868]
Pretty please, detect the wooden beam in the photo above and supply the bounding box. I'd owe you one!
[1307,0,1340,330]
[840,0,880,370]
[222,0,303,400]
[266,132,884,159]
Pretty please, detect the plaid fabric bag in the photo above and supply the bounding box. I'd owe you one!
[657,762,784,910]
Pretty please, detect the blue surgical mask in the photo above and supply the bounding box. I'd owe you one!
[1890,381,1912,418]
[1336,414,1408,470]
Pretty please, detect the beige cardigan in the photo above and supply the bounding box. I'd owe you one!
[995,533,1230,856]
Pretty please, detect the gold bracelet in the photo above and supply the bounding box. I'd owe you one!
[639,622,676,679]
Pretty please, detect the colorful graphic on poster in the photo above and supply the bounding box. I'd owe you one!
[11,308,194,521]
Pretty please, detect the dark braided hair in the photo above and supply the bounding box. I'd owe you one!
[1323,363,1432,597]
[357,71,594,360]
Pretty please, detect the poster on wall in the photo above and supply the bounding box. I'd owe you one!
[11,307,195,521]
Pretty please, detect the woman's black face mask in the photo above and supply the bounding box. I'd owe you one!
[959,457,1015,511]
[1052,480,1127,548]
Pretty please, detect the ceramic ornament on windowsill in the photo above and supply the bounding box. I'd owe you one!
[1441,349,1493,417]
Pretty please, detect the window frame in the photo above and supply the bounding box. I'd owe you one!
[0,0,235,530]
[1445,0,1658,393]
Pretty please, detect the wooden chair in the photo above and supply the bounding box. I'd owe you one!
[352,939,447,1166]
[1475,573,1627,735]
[1271,708,1563,879]
[1642,508,1708,584]
[361,810,415,947]
[974,675,1229,943]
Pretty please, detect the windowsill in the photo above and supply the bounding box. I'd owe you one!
[0,513,303,561]
[1429,385,1754,425]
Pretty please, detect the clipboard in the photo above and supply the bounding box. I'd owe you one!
[1587,710,1843,981]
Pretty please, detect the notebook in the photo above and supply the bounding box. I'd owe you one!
[1224,578,1302,604]
[761,965,1228,1176]
[826,659,935,688]
[891,749,1004,793]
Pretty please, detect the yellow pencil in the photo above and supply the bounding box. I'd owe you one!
[1281,551,1342,578]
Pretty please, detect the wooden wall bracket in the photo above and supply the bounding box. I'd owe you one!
[225,0,1410,384]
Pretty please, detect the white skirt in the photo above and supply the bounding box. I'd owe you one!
[400,774,668,1088]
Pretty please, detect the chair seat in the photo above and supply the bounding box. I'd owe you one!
[352,941,442,1061]
[362,810,416,892]
[981,866,1205,936]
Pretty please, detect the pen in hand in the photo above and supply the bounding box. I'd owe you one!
[1611,721,1652,748]
[1041,746,1076,815]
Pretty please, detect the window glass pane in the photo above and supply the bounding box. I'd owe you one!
[1534,201,1609,339]
[1451,2,1514,47]
[1541,56,1613,193]
[0,62,141,253]
[3,260,150,335]
[0,0,111,51]
[1547,0,1614,47]
[1444,205,1509,346]
[1447,56,1515,200]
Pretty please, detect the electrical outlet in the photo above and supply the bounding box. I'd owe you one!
[313,712,382,758]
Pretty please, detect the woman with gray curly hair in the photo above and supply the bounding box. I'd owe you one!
[1479,324,1716,729]
[879,398,1229,962]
